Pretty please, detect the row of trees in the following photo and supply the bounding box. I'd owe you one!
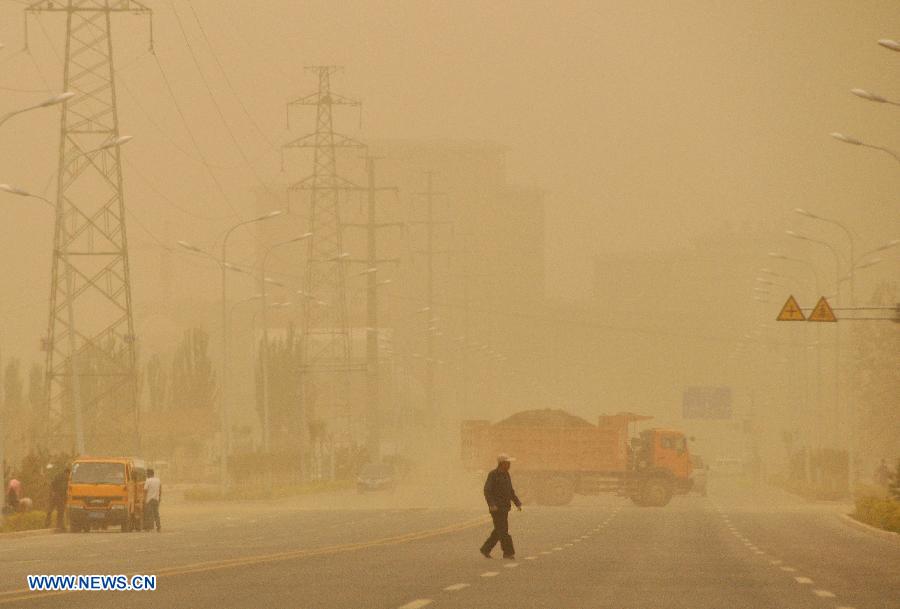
[1,328,220,482]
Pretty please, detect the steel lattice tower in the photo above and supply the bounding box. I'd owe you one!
[284,67,365,457]
[26,0,150,454]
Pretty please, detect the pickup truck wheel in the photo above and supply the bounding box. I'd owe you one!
[640,478,673,507]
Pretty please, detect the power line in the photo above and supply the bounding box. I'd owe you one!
[169,2,281,205]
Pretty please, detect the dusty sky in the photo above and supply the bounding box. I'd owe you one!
[0,0,897,365]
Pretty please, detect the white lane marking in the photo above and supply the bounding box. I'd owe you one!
[794,577,813,584]
[770,560,783,565]
[443,584,469,592]
[524,556,537,560]
[780,566,796,572]
[564,543,573,547]
[398,600,433,609]
[504,563,519,568]
[480,571,499,578]
[540,551,552,555]
[754,550,765,555]
[553,547,563,551]
[813,590,835,598]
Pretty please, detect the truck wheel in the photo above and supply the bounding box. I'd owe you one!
[640,479,673,507]
[539,477,574,506]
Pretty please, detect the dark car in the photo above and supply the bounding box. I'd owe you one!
[357,463,395,493]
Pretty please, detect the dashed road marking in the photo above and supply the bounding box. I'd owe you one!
[553,547,563,551]
[540,551,552,555]
[813,590,835,598]
[398,600,433,609]
[480,571,499,578]
[770,560,782,565]
[504,563,519,569]
[754,550,765,555]
[443,584,469,592]
[563,543,573,547]
[524,556,537,560]
[794,577,813,584]
[780,567,796,572]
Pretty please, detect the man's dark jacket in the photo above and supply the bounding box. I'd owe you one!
[51,471,68,501]
[483,467,521,512]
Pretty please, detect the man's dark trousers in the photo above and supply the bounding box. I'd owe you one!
[45,498,65,529]
[145,499,160,531]
[481,509,515,557]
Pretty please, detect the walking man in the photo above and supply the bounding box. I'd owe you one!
[143,468,161,532]
[480,453,522,560]
[45,466,69,531]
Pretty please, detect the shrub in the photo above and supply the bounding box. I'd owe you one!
[853,496,900,534]
[0,510,48,533]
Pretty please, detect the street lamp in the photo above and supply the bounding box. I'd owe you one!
[0,91,74,129]
[258,233,311,453]
[877,39,900,52]
[219,210,283,487]
[850,88,900,107]
[830,132,900,166]
[793,209,856,303]
[177,211,285,490]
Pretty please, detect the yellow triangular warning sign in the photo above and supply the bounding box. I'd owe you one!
[777,295,806,321]
[808,296,837,322]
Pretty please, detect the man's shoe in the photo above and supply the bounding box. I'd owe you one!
[479,549,491,559]
[502,554,515,560]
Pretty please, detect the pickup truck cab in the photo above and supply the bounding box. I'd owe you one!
[67,457,146,532]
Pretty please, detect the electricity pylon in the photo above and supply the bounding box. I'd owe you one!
[283,66,364,470]
[26,0,151,454]
[410,173,452,423]
[343,155,401,460]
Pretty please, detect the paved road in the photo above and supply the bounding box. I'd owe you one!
[2,478,897,609]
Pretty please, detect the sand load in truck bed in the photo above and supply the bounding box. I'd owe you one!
[495,409,593,428]
[461,410,633,473]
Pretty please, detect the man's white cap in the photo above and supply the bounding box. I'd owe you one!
[497,453,516,463]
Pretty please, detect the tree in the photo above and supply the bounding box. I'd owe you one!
[145,354,168,413]
[141,328,218,478]
[2,359,28,467]
[852,282,900,478]
[255,325,303,451]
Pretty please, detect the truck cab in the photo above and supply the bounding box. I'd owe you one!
[626,429,693,506]
[67,457,146,532]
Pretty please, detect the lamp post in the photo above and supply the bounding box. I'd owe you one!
[259,234,311,453]
[850,88,900,107]
[830,132,900,167]
[179,210,283,489]
[793,209,856,304]
[1,135,132,456]
[786,230,848,483]
[0,91,74,129]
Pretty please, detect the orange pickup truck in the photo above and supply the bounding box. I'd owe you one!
[461,410,693,507]
[67,457,147,532]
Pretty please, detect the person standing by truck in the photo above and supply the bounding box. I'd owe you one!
[479,454,522,560]
[45,466,69,530]
[143,468,161,532]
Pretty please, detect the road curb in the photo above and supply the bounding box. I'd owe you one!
[839,513,900,542]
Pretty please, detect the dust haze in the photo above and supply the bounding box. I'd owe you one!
[0,2,898,608]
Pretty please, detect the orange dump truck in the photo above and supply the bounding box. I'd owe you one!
[461,410,693,507]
